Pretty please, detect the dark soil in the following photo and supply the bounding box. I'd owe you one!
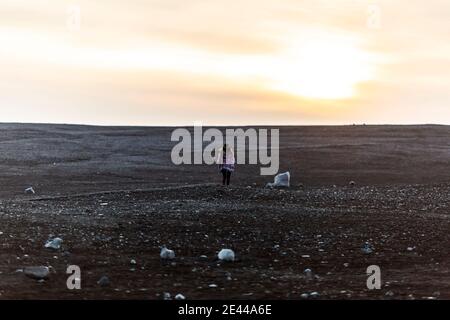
[0,124,449,299]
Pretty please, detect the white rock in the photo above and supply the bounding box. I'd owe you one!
[266,172,290,188]
[304,268,314,281]
[25,187,35,194]
[218,249,235,262]
[160,247,175,260]
[175,294,186,300]
[97,275,110,287]
[24,266,49,280]
[361,242,373,254]
[45,237,63,250]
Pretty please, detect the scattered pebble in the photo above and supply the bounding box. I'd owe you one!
[160,247,175,260]
[175,294,186,300]
[304,268,314,281]
[24,266,50,280]
[45,237,63,250]
[218,249,235,262]
[25,187,35,194]
[97,276,110,287]
[361,242,373,254]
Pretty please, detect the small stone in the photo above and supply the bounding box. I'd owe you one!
[25,187,35,194]
[160,247,175,260]
[218,249,235,262]
[175,294,186,300]
[361,242,373,254]
[304,268,314,281]
[97,275,110,287]
[62,251,71,257]
[24,266,50,280]
[45,237,63,250]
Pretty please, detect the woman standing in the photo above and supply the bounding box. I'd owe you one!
[217,144,235,185]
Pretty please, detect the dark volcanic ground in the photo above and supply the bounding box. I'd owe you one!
[0,123,450,299]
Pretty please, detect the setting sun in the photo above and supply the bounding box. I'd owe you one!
[267,34,375,100]
[1,0,449,125]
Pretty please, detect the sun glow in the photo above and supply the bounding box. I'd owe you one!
[0,26,376,104]
[267,34,375,100]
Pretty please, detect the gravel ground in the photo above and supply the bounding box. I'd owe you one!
[1,183,450,299]
[0,123,449,299]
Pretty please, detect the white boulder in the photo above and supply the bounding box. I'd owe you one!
[24,266,50,280]
[266,172,290,188]
[160,247,175,260]
[218,249,235,262]
[25,187,35,194]
[45,237,63,250]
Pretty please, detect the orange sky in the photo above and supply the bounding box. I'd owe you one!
[1,0,449,125]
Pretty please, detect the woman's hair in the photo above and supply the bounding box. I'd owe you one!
[223,144,233,153]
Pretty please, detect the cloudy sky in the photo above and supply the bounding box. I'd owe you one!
[1,0,449,125]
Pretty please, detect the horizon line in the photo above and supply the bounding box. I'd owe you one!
[0,122,449,128]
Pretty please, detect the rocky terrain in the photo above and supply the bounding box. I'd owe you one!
[0,123,449,299]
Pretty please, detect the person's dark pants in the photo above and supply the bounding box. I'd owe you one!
[221,169,231,185]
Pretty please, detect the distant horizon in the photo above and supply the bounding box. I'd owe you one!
[1,121,449,128]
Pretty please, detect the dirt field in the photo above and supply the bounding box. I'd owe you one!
[0,123,450,299]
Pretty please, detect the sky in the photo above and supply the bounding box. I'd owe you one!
[1,0,450,126]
